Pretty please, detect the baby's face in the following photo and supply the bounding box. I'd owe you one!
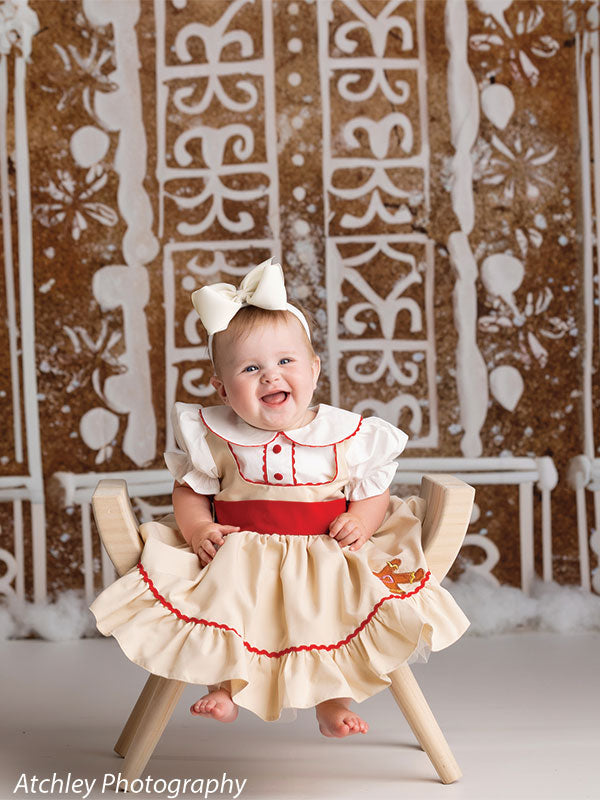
[210,318,320,431]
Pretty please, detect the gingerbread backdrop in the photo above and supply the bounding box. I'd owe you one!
[0,0,599,615]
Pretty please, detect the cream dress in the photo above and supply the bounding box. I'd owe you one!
[90,403,469,722]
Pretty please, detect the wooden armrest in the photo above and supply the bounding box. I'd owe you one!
[92,479,143,577]
[419,474,475,582]
[90,474,472,582]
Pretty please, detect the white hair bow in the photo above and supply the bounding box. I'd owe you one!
[191,258,289,335]
[191,258,310,360]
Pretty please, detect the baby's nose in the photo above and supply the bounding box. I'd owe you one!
[261,367,281,382]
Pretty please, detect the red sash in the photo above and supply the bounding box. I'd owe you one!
[214,498,347,536]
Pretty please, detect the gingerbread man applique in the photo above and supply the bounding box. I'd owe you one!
[372,558,425,595]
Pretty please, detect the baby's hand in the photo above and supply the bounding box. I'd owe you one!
[189,522,240,566]
[328,513,369,551]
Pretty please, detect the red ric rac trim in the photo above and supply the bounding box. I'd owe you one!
[261,444,268,483]
[282,416,363,448]
[228,441,339,487]
[137,561,430,659]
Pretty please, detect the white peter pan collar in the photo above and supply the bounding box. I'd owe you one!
[199,403,362,447]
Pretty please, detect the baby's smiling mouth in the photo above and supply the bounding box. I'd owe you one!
[260,391,289,406]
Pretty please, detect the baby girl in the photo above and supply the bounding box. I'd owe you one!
[91,259,469,738]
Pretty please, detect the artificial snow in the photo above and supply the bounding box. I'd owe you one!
[0,604,17,639]
[443,568,600,635]
[1,590,96,641]
[1,572,599,640]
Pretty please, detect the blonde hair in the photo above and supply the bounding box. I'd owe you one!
[211,305,316,374]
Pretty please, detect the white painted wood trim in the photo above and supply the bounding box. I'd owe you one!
[575,486,591,592]
[519,482,534,595]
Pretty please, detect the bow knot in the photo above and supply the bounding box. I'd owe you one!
[191,258,288,336]
[234,288,252,304]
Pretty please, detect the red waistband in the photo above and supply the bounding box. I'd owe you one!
[213,498,347,536]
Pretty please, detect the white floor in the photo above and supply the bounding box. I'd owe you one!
[1,632,598,800]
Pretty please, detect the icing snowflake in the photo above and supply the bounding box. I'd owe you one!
[470,3,560,87]
[476,132,556,202]
[35,166,118,241]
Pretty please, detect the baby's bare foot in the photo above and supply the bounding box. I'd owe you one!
[315,698,368,738]
[190,688,238,722]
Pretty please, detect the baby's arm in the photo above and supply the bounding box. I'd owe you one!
[172,482,240,565]
[329,490,389,551]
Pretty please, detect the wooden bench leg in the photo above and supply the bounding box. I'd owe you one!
[120,677,186,785]
[388,664,462,785]
[114,674,163,757]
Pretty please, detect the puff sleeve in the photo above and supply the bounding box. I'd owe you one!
[163,403,220,495]
[344,416,408,501]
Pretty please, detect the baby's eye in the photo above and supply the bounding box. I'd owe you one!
[279,358,292,365]
[242,365,259,373]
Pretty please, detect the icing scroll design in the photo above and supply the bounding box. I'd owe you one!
[173,124,254,169]
[158,0,280,431]
[325,1,418,232]
[334,0,414,56]
[343,115,413,157]
[320,0,437,445]
[334,244,430,428]
[337,70,410,104]
[0,547,18,601]
[342,259,422,338]
[354,397,422,437]
[167,125,259,236]
[462,535,501,583]
[158,0,271,241]
[459,502,501,583]
[175,0,254,65]
[334,173,413,228]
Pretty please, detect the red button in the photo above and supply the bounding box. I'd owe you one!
[273,444,282,454]
[273,473,283,481]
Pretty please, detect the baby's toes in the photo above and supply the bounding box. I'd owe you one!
[346,714,368,734]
